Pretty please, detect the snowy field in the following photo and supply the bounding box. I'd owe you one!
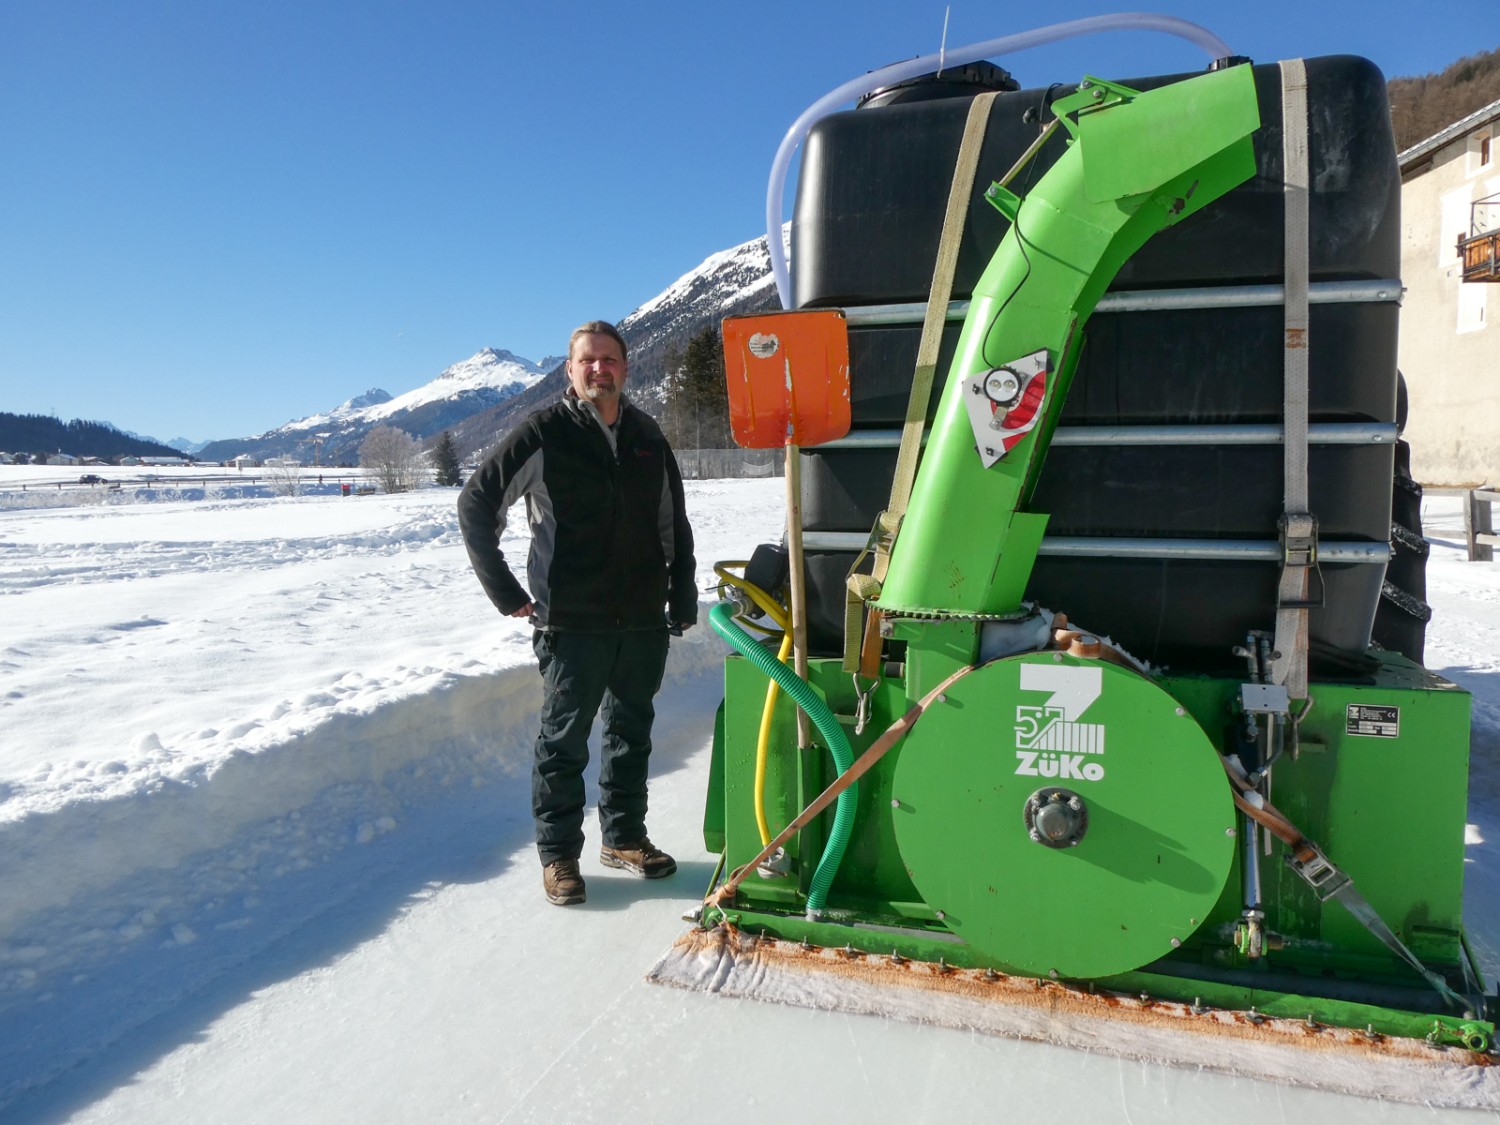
[1,468,1497,1122]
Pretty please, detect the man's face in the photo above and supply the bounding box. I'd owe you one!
[567,333,628,408]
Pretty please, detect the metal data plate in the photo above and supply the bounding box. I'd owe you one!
[961,348,1049,468]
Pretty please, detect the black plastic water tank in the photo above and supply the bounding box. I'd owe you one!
[789,55,1402,672]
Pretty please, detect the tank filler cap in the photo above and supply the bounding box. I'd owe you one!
[856,60,1020,109]
[1025,788,1089,848]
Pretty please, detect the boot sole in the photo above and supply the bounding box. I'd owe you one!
[545,888,586,905]
[600,851,677,879]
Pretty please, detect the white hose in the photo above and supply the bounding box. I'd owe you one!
[765,13,1234,307]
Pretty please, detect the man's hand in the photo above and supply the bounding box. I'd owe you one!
[669,621,694,636]
[509,602,534,619]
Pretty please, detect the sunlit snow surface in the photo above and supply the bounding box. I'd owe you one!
[0,467,1496,1122]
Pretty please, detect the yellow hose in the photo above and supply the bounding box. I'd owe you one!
[754,631,795,844]
[714,562,792,846]
[713,562,789,630]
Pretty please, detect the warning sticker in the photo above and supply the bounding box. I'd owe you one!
[1346,704,1400,738]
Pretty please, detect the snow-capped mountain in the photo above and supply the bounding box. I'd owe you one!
[196,349,550,466]
[447,231,782,457]
[193,230,779,466]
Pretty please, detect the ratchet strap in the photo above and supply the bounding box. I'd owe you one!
[1221,755,1471,1013]
[843,90,999,672]
[1269,58,1319,700]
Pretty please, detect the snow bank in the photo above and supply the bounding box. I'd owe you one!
[0,476,769,991]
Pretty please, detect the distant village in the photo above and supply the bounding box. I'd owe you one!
[0,451,298,469]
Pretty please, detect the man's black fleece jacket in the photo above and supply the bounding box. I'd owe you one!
[457,395,697,631]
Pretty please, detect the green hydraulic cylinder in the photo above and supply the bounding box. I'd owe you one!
[875,66,1261,619]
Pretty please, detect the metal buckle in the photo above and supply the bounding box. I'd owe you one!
[1278,511,1326,609]
[852,676,877,736]
[1286,844,1351,902]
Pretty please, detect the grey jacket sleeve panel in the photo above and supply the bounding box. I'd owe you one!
[660,445,698,625]
[457,427,546,615]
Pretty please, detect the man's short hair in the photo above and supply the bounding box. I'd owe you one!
[568,321,628,362]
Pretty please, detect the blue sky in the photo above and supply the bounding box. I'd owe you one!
[0,0,1491,443]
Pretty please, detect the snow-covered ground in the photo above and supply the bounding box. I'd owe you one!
[0,469,1496,1122]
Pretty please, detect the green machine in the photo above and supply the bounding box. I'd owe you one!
[659,55,1496,1069]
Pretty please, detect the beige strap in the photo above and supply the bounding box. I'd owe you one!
[843,89,999,670]
[1271,58,1314,700]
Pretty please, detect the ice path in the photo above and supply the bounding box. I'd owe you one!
[0,644,723,1112]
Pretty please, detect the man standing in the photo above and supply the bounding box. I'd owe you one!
[458,321,697,905]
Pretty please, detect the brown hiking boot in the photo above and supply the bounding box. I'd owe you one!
[542,858,586,905]
[600,837,677,879]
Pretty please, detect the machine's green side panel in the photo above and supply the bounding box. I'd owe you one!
[720,652,923,912]
[703,700,728,852]
[1161,656,1472,968]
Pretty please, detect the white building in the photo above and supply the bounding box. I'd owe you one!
[1397,97,1500,485]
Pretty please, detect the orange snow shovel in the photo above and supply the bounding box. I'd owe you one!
[722,310,850,450]
[722,310,851,746]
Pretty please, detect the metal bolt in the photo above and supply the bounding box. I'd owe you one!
[1048,969,1060,980]
[937,693,947,703]
[891,798,901,809]
[1170,937,1182,948]
[1191,997,1206,1015]
[1226,827,1237,837]
[935,910,946,920]
[984,968,999,982]
[1175,706,1186,717]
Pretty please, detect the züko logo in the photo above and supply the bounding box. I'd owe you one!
[1014,664,1106,782]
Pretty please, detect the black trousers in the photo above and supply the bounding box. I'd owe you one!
[531,629,670,865]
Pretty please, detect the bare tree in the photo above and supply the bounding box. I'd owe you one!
[359,426,424,493]
[266,458,302,497]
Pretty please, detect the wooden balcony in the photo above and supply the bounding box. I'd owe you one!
[1460,228,1500,281]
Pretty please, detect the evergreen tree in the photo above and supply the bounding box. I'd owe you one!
[432,430,462,486]
[663,324,731,449]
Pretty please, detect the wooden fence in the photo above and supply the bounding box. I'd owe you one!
[1426,487,1500,561]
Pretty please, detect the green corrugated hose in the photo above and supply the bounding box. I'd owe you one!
[708,600,855,916]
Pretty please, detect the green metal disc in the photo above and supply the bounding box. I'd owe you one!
[891,653,1235,979]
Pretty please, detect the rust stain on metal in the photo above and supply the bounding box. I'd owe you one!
[653,924,1495,1073]
[1285,327,1309,349]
